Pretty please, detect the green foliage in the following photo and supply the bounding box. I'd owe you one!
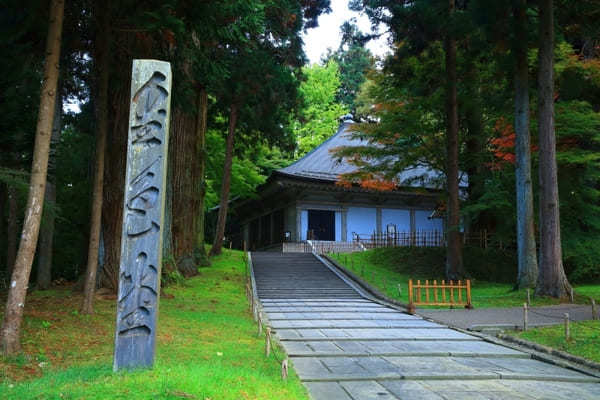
[291,61,348,156]
[53,122,93,280]
[517,320,600,364]
[332,42,449,185]
[329,248,567,309]
[0,168,29,193]
[204,128,294,210]
[205,129,264,209]
[323,19,374,113]
[342,2,600,284]
[554,101,600,282]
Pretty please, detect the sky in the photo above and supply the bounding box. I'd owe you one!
[65,1,389,113]
[302,0,391,65]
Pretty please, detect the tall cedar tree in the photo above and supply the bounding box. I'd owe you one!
[444,0,465,280]
[36,86,62,289]
[536,0,571,298]
[210,1,323,255]
[194,88,209,264]
[513,0,538,288]
[210,102,238,256]
[348,0,466,279]
[82,0,110,314]
[1,0,64,355]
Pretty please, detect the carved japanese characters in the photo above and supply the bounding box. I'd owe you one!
[114,60,172,371]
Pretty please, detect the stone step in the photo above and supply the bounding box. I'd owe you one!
[305,380,600,400]
[261,301,373,306]
[260,298,367,303]
[280,339,528,358]
[291,356,600,383]
[269,319,440,329]
[275,327,474,341]
[266,312,419,320]
[263,306,397,313]
[250,252,600,400]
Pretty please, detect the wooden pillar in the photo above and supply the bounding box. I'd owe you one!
[376,207,382,235]
[243,223,249,249]
[296,206,302,241]
[270,212,275,245]
[341,208,348,242]
[257,216,262,248]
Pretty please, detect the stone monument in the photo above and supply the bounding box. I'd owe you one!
[113,60,172,371]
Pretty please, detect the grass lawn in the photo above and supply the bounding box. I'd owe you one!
[514,321,600,364]
[0,249,308,400]
[329,248,600,309]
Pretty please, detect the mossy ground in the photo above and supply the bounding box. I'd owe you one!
[0,249,308,400]
[515,321,600,364]
[329,248,600,308]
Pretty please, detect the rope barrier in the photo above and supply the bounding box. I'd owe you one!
[523,309,600,332]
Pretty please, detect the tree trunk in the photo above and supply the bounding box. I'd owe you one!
[194,88,210,266]
[37,88,62,290]
[209,103,238,257]
[169,108,199,276]
[6,185,18,277]
[464,63,484,215]
[100,84,129,292]
[444,0,465,281]
[1,0,64,355]
[513,0,538,289]
[536,0,571,298]
[37,183,56,289]
[82,1,110,313]
[0,184,5,271]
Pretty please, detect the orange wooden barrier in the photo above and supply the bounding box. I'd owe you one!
[407,279,472,314]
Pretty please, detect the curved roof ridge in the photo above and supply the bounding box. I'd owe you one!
[276,122,463,189]
[278,121,353,173]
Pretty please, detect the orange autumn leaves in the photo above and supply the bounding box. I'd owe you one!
[336,172,397,192]
[489,117,518,170]
[489,117,543,170]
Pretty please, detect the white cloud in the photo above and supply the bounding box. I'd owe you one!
[302,0,391,65]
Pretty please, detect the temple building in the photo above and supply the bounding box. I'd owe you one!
[230,120,456,251]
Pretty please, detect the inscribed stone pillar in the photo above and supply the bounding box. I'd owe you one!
[113,60,172,371]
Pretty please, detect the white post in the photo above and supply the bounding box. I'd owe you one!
[265,327,271,357]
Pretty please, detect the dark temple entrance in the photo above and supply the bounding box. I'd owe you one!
[308,210,335,241]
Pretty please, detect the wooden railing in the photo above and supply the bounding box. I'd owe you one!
[354,230,445,248]
[407,279,473,314]
[353,229,496,249]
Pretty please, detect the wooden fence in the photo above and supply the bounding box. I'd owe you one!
[407,279,472,314]
[352,229,492,249]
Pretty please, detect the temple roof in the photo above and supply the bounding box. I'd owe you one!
[276,122,462,189]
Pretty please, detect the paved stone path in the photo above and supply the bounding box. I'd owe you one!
[251,252,600,400]
[420,304,596,333]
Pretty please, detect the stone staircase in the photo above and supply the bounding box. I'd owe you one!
[250,252,600,400]
[251,252,361,299]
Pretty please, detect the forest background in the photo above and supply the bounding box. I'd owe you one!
[1,0,599,354]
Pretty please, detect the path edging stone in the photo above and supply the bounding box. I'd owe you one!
[428,319,600,379]
[498,333,600,374]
